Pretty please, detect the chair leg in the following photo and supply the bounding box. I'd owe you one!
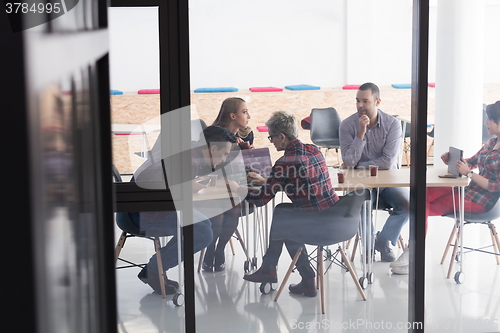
[338,245,367,301]
[427,138,434,161]
[346,237,352,250]
[404,139,411,167]
[229,237,236,255]
[234,228,249,260]
[490,223,500,265]
[274,247,303,302]
[398,234,406,251]
[318,247,326,314]
[447,225,462,279]
[115,231,127,264]
[154,237,166,298]
[350,233,360,262]
[197,248,206,272]
[441,224,457,264]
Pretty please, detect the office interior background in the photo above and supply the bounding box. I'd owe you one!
[3,0,500,332]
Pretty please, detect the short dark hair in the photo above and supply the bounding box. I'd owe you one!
[486,101,500,124]
[200,125,237,149]
[359,82,380,100]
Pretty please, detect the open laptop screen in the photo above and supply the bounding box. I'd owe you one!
[228,148,273,183]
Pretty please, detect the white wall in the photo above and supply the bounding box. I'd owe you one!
[108,7,160,92]
[188,0,346,89]
[107,1,500,92]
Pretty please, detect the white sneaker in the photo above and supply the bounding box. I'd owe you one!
[390,248,409,268]
[391,265,409,275]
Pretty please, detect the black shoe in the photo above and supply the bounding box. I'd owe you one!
[289,277,317,297]
[138,267,178,295]
[374,232,396,262]
[243,264,278,283]
[202,262,213,272]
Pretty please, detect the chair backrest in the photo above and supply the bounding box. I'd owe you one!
[272,189,371,246]
[310,107,341,149]
[191,118,207,142]
[465,197,500,223]
[444,197,500,223]
[427,127,434,138]
[112,164,145,236]
[400,120,411,138]
[112,164,122,182]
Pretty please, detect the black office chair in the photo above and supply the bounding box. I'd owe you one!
[112,165,169,299]
[271,189,370,314]
[400,119,411,167]
[440,198,500,284]
[427,126,435,153]
[310,107,342,166]
[191,118,207,142]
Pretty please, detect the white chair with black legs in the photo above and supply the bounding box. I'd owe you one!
[270,189,370,314]
[441,198,500,284]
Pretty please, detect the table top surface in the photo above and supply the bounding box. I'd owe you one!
[329,167,468,189]
[193,167,468,202]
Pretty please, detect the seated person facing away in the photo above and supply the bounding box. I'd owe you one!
[339,82,409,262]
[231,110,340,297]
[128,126,236,295]
[202,97,254,272]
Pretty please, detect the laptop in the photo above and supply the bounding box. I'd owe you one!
[227,148,273,187]
[439,146,463,178]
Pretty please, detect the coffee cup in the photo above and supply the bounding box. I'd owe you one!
[369,165,379,176]
[337,171,346,184]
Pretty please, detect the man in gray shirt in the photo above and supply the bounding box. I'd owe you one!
[339,82,409,263]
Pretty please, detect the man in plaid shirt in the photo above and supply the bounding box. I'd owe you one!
[235,111,339,297]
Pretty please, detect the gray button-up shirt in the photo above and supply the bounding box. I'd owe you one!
[339,110,401,170]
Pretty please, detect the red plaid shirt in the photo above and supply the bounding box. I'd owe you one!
[245,139,339,211]
[465,137,500,209]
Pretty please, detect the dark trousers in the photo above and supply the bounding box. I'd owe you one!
[262,203,321,279]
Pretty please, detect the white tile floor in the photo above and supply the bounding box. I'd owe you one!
[116,213,500,333]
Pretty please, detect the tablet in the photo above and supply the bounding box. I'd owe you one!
[447,146,463,177]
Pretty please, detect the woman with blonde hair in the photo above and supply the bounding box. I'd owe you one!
[212,97,254,149]
[202,97,254,271]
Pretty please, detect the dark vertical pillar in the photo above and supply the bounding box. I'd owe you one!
[0,13,37,333]
[409,0,429,331]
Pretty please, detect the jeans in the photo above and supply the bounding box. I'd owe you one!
[134,210,213,272]
[370,187,410,246]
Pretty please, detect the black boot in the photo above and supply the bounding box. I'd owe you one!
[138,266,179,295]
[243,264,278,283]
[289,277,317,297]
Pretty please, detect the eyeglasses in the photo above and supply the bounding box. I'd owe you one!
[267,134,278,142]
